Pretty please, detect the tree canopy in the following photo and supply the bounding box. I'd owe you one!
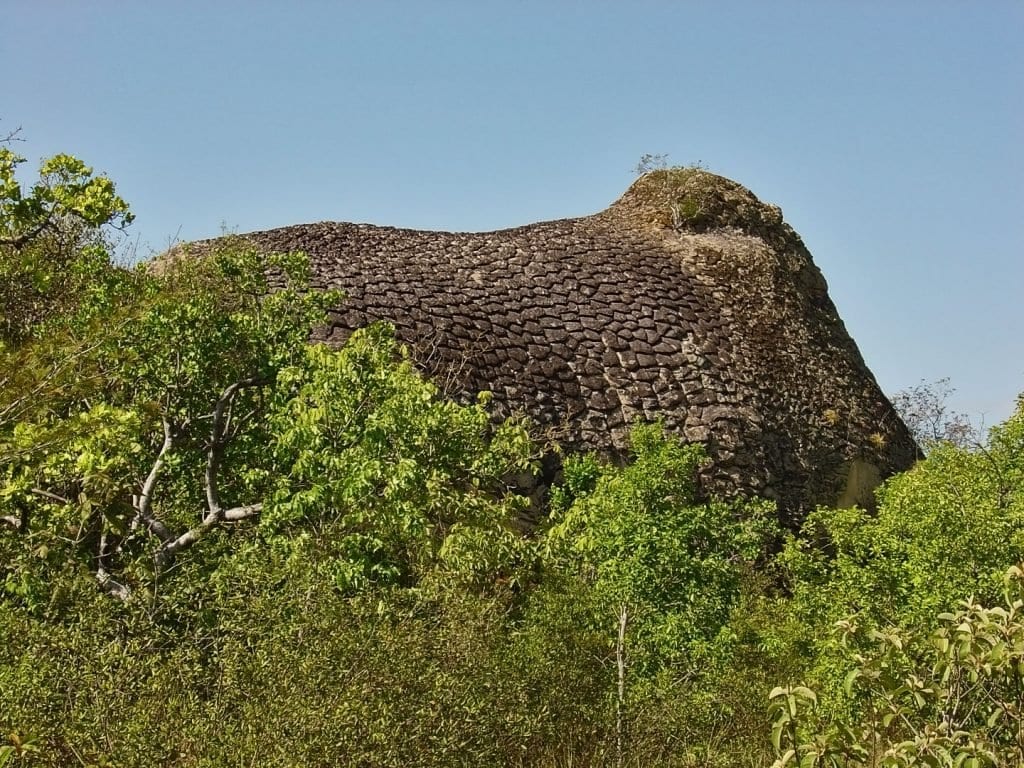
[2,142,1022,767]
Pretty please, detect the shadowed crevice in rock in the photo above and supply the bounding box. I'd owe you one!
[167,169,920,525]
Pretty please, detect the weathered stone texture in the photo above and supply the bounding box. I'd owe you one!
[178,169,919,523]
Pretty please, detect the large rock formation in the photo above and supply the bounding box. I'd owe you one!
[182,169,919,523]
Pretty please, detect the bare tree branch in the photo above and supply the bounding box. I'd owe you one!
[0,124,23,145]
[204,376,268,517]
[132,418,175,544]
[222,502,263,522]
[0,216,56,250]
[96,531,130,601]
[1,515,20,530]
[152,376,269,573]
[30,487,72,505]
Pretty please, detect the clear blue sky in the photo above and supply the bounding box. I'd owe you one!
[5,1,1022,425]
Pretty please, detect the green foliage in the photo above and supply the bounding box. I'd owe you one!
[0,238,342,606]
[1,229,542,613]
[779,398,1024,702]
[0,732,41,767]
[4,140,1021,768]
[0,150,132,240]
[545,423,776,676]
[770,565,1024,767]
[0,146,132,345]
[252,322,534,593]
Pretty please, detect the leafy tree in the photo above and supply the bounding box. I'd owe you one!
[0,142,132,346]
[234,322,536,596]
[768,394,1024,746]
[770,564,1024,767]
[545,423,775,676]
[0,141,540,766]
[0,204,540,766]
[1,237,538,607]
[0,241,335,602]
[539,424,776,765]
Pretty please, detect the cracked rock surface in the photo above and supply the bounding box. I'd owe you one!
[172,169,919,524]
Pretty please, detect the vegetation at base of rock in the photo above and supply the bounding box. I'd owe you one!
[770,566,1024,767]
[181,145,919,521]
[2,144,1022,767]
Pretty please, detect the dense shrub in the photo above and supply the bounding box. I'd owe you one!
[3,143,1021,767]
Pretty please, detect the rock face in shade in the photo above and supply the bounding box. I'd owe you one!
[173,169,920,524]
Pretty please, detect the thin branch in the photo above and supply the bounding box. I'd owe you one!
[616,602,628,768]
[1,515,20,530]
[222,502,263,522]
[222,395,237,444]
[205,376,268,517]
[95,531,130,601]
[153,376,268,573]
[30,487,73,505]
[1,124,23,145]
[0,216,54,250]
[132,418,175,544]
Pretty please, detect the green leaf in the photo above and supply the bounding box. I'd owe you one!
[771,720,784,752]
[843,669,861,696]
[791,685,817,703]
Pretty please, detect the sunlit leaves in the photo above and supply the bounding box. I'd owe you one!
[1,147,134,346]
[781,397,1024,691]
[0,150,132,243]
[770,566,1024,767]
[262,324,533,594]
[544,422,776,674]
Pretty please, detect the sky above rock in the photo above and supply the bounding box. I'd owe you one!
[5,1,1022,425]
